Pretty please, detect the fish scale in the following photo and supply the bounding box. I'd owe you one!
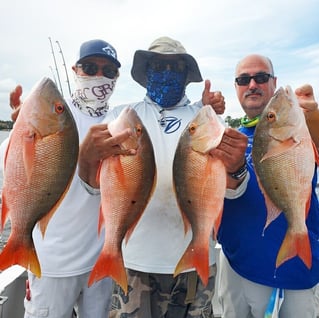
[88,107,156,295]
[0,77,79,276]
[173,105,226,285]
[252,86,318,269]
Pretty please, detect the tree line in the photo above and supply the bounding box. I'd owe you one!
[224,116,241,128]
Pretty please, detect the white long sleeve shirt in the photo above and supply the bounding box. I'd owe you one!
[103,95,216,274]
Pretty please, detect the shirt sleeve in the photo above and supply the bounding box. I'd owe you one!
[225,171,250,199]
[79,178,101,196]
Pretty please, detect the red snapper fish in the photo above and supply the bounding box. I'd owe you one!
[0,77,79,276]
[252,86,319,269]
[88,107,156,295]
[173,105,226,285]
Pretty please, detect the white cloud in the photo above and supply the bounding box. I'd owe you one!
[0,0,318,120]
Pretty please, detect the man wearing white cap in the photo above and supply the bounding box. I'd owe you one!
[80,36,227,318]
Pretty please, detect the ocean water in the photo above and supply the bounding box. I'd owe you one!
[0,130,11,250]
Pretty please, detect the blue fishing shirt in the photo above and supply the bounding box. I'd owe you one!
[217,125,319,289]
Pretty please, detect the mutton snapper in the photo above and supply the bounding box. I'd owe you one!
[252,86,319,269]
[0,77,79,276]
[88,107,156,295]
[173,105,226,286]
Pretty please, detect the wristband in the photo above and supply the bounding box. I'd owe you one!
[228,162,248,180]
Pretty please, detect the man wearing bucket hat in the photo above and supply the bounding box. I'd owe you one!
[4,39,132,318]
[131,36,225,113]
[84,36,228,318]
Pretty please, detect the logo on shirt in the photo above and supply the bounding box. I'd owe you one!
[160,116,182,134]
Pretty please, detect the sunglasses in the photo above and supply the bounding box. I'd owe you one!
[235,72,274,86]
[76,62,118,79]
[148,59,187,73]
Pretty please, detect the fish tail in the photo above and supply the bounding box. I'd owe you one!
[0,237,41,277]
[174,241,209,286]
[88,250,128,295]
[276,231,312,269]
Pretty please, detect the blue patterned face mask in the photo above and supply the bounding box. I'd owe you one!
[146,68,187,108]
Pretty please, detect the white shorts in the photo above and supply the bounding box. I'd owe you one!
[24,272,113,318]
[217,250,318,318]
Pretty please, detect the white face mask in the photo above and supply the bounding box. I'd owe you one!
[72,75,117,117]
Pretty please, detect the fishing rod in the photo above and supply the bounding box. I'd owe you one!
[49,65,58,87]
[56,40,72,97]
[48,37,64,96]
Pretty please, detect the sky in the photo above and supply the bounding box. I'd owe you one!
[0,0,318,121]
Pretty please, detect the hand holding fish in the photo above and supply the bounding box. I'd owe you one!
[296,84,319,151]
[78,123,135,188]
[202,80,225,114]
[210,128,248,189]
[9,85,23,122]
[295,84,318,112]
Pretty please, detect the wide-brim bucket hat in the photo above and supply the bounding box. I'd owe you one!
[131,36,203,88]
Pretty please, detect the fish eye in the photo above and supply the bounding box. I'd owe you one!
[54,102,65,114]
[135,124,143,136]
[266,111,276,122]
[189,123,197,134]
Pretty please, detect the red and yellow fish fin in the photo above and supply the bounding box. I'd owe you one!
[88,249,128,295]
[174,241,209,286]
[38,205,58,238]
[22,131,37,184]
[261,138,297,162]
[0,236,41,277]
[276,230,312,269]
[38,176,74,238]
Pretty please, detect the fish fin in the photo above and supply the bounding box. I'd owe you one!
[0,236,41,277]
[255,174,281,232]
[3,135,11,168]
[95,161,102,186]
[22,131,37,184]
[173,196,191,234]
[98,206,105,236]
[312,140,319,165]
[174,241,209,286]
[262,192,282,232]
[0,193,10,231]
[305,194,312,219]
[38,208,56,238]
[88,248,128,295]
[38,175,74,237]
[213,208,224,240]
[276,230,312,269]
[124,212,144,244]
[260,138,297,162]
[181,211,191,234]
